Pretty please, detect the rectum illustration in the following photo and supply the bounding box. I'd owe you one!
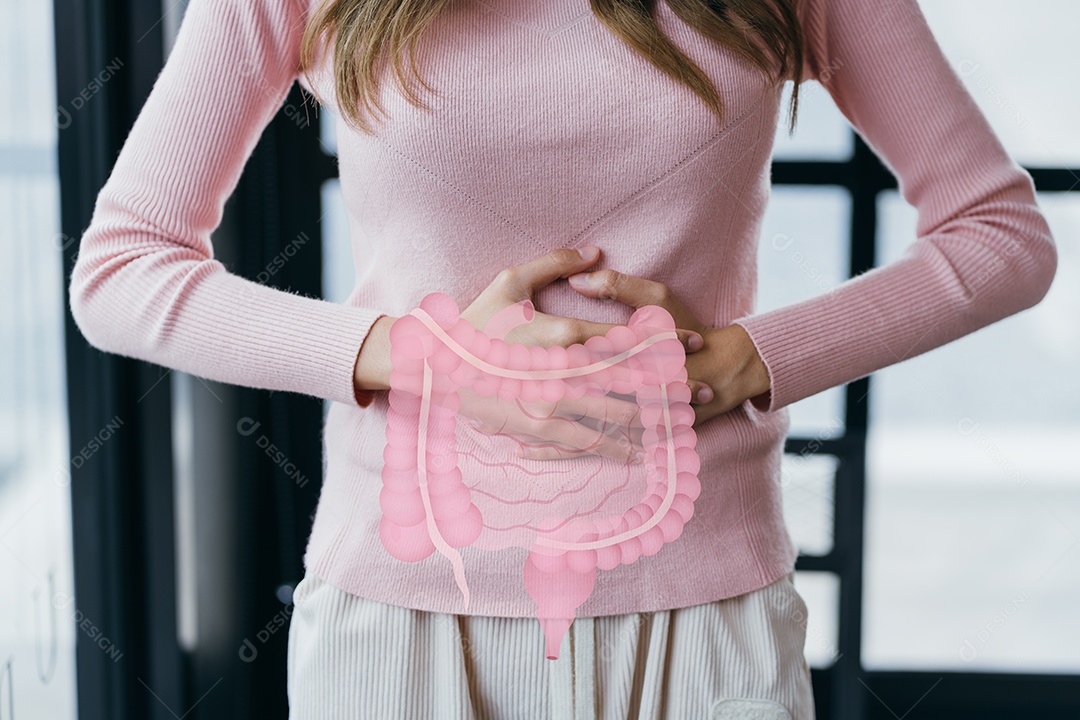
[382,292,701,660]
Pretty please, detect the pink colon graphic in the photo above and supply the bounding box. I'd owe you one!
[382,292,700,660]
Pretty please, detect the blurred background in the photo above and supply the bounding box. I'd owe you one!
[1,0,1076,718]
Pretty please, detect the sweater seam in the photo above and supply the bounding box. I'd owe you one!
[471,0,594,38]
[567,89,773,249]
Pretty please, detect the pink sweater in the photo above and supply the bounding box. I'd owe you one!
[69,0,1057,622]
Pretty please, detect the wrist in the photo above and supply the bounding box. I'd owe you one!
[728,323,771,405]
[353,315,397,396]
[704,323,770,405]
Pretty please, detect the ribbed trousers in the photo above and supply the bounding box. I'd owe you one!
[286,571,815,719]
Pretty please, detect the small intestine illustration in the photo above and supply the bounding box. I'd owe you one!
[382,292,701,660]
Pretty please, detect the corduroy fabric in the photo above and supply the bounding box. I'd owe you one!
[286,570,815,719]
[69,0,1058,619]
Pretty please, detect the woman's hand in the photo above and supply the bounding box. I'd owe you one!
[458,247,717,461]
[353,247,715,461]
[566,267,772,426]
[457,247,706,366]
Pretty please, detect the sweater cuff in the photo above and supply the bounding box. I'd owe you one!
[731,310,834,414]
[69,240,391,408]
[207,272,388,408]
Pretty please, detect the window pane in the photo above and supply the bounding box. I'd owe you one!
[772,80,853,162]
[319,102,338,158]
[781,453,837,557]
[921,1,1080,166]
[794,570,841,669]
[320,178,355,306]
[758,186,849,437]
[0,0,78,716]
[864,192,1080,672]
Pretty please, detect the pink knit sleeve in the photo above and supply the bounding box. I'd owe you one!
[732,0,1058,413]
[67,0,386,408]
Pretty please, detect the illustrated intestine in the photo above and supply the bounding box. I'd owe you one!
[381,292,701,660]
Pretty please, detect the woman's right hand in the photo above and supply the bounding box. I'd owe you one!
[354,246,711,462]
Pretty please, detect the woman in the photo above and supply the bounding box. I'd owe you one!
[68,0,1058,717]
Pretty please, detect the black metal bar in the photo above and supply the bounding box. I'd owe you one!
[794,554,842,573]
[55,0,185,719]
[772,162,1076,195]
[771,160,871,189]
[861,670,1080,720]
[1028,167,1080,193]
[180,83,329,720]
[823,135,886,720]
[784,438,853,457]
[770,134,891,720]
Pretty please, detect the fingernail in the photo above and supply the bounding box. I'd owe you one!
[568,272,591,288]
[578,246,599,262]
[697,386,714,403]
[688,333,703,351]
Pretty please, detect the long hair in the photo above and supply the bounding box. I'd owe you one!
[299,0,804,135]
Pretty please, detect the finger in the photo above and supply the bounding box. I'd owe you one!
[676,328,705,354]
[687,379,715,405]
[573,320,702,356]
[567,270,703,349]
[545,393,644,432]
[502,247,601,296]
[567,268,670,308]
[514,421,643,464]
[518,441,642,463]
[519,428,645,463]
[511,397,643,449]
[468,408,643,463]
[513,403,640,460]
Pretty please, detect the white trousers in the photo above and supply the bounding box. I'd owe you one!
[286,571,816,719]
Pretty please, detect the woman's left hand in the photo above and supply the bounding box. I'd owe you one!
[567,268,772,426]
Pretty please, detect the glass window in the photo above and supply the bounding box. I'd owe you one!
[320,177,355,306]
[920,1,1080,166]
[794,570,842,669]
[757,186,849,437]
[772,79,853,162]
[863,191,1080,672]
[0,0,78,717]
[319,102,338,158]
[782,453,838,557]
